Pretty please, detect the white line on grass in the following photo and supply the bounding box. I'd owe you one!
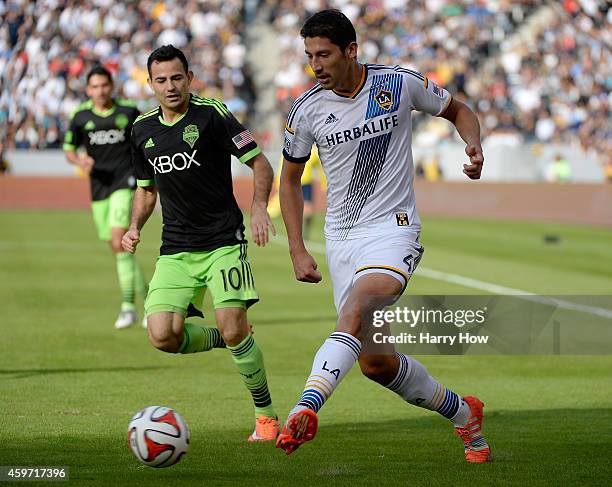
[4,236,610,319]
[271,236,612,320]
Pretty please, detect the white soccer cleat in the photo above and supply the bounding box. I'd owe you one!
[114,310,138,329]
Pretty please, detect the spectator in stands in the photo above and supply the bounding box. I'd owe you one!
[1,0,610,172]
[546,153,572,183]
[269,0,610,171]
[1,0,256,150]
[0,142,9,175]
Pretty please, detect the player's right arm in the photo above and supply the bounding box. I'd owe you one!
[63,110,94,173]
[280,159,320,281]
[123,123,157,253]
[280,107,321,283]
[122,185,157,253]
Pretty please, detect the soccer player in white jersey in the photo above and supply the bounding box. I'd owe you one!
[277,10,490,463]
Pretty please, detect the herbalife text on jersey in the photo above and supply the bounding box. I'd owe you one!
[325,114,399,147]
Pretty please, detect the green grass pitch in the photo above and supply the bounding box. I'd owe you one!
[1,211,611,485]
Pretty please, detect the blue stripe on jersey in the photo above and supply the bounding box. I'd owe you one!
[287,85,324,128]
[336,131,393,240]
[393,66,424,81]
[367,64,425,82]
[365,73,403,120]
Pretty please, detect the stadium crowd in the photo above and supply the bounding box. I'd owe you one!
[0,0,257,150]
[270,0,610,162]
[0,0,610,168]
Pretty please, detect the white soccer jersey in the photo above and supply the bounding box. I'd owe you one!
[283,64,452,241]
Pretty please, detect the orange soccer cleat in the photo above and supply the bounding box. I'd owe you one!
[454,396,491,463]
[276,409,318,455]
[248,415,280,442]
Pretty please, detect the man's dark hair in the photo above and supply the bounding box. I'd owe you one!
[300,9,356,51]
[86,66,113,84]
[147,45,189,77]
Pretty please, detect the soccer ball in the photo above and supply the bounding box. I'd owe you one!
[128,406,190,468]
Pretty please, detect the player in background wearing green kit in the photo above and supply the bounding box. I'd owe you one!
[122,45,280,441]
[64,66,148,330]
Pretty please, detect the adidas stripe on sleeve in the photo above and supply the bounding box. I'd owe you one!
[282,86,322,164]
[131,125,155,187]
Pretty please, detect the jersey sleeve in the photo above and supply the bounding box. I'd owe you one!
[209,104,261,164]
[282,100,314,164]
[405,70,453,116]
[131,127,155,187]
[129,106,140,124]
[63,111,83,151]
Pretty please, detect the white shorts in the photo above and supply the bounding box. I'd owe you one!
[325,228,424,313]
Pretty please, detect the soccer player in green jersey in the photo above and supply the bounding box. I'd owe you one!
[123,45,280,441]
[64,66,148,329]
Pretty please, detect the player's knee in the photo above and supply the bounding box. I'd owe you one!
[110,238,124,254]
[109,228,127,253]
[215,307,248,347]
[359,356,396,384]
[147,317,181,353]
[219,326,247,347]
[147,329,179,352]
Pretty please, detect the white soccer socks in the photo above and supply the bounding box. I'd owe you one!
[385,353,471,427]
[290,332,361,416]
[290,337,471,428]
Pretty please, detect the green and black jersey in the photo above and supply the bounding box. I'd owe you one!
[64,99,140,201]
[131,94,262,255]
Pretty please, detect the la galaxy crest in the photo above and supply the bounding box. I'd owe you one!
[374,88,393,110]
[183,124,199,148]
[396,212,409,226]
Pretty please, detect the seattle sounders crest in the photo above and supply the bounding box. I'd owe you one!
[183,124,199,148]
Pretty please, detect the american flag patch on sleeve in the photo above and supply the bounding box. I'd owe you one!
[232,130,255,149]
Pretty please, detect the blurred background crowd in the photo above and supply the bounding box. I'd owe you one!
[1,0,258,150]
[271,0,610,163]
[0,0,610,175]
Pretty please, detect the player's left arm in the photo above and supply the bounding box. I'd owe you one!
[210,104,276,247]
[439,99,484,180]
[63,112,94,172]
[244,153,276,247]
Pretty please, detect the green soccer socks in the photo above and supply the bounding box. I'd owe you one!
[228,335,276,418]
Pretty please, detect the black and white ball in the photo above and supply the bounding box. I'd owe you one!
[128,406,190,468]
